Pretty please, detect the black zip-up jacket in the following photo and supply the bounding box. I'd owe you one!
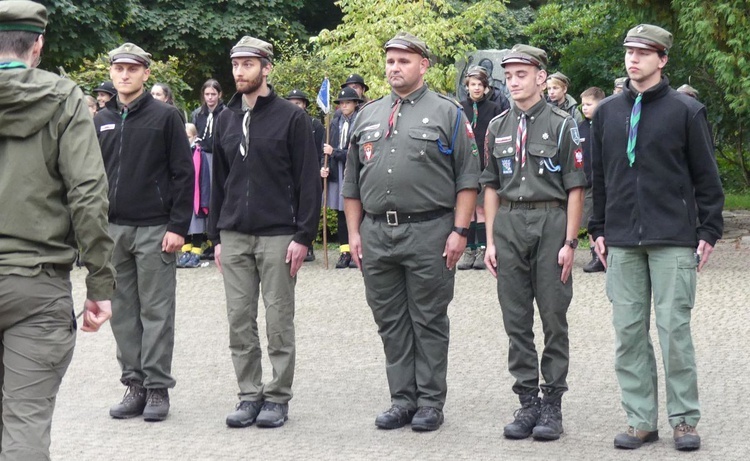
[94,92,194,236]
[209,88,321,245]
[191,101,225,154]
[589,77,724,247]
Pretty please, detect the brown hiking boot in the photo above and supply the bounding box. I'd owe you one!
[614,426,659,449]
[673,422,700,451]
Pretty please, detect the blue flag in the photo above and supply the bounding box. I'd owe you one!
[316,77,330,114]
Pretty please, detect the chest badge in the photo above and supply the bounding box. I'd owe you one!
[501,158,513,175]
[542,132,549,140]
[422,118,429,124]
[364,143,374,161]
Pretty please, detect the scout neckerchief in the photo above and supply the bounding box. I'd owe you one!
[516,113,527,167]
[472,101,479,129]
[386,98,401,138]
[626,93,642,167]
[0,61,27,70]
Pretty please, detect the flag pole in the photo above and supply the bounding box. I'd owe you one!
[318,77,331,269]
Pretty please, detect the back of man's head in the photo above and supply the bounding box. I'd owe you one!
[0,1,47,62]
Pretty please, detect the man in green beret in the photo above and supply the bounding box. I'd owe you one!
[589,24,723,452]
[211,36,321,429]
[0,0,115,458]
[481,43,586,441]
[95,42,194,422]
[343,31,480,432]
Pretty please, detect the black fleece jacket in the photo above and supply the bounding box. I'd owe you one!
[95,92,194,236]
[209,88,321,245]
[589,77,723,247]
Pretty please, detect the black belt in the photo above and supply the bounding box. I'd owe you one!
[368,208,452,226]
[502,199,563,210]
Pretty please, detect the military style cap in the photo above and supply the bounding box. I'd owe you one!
[677,84,699,99]
[502,44,548,69]
[109,43,151,67]
[230,36,273,61]
[548,71,570,87]
[0,0,47,34]
[333,87,364,104]
[384,32,431,59]
[341,73,369,92]
[613,77,627,89]
[93,81,117,96]
[623,24,673,53]
[466,66,490,80]
[285,89,309,105]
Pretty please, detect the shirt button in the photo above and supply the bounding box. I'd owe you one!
[521,177,525,181]
[530,116,535,120]
[391,148,395,153]
[387,169,392,174]
[422,134,427,138]
[393,130,398,135]
[519,196,524,201]
[398,113,402,117]
[386,190,391,194]
[540,150,544,154]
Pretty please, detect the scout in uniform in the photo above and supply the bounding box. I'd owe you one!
[0,1,115,457]
[481,44,586,441]
[342,32,480,432]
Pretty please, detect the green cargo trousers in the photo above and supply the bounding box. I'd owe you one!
[109,224,176,389]
[0,271,76,461]
[606,246,700,431]
[360,213,455,410]
[220,231,296,404]
[493,205,571,397]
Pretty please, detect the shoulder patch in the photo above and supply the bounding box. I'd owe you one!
[488,109,510,126]
[550,105,572,119]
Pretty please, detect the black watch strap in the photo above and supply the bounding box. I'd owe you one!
[452,226,470,237]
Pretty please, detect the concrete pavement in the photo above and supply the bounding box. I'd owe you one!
[51,240,749,460]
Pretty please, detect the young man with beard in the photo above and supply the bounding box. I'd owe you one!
[95,42,194,422]
[343,31,479,432]
[589,24,723,451]
[481,44,585,441]
[210,36,320,429]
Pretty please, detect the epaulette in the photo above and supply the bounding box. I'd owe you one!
[488,108,510,125]
[358,96,384,112]
[436,92,462,108]
[550,105,572,120]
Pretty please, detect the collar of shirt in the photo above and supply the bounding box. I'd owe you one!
[390,84,429,105]
[512,98,547,123]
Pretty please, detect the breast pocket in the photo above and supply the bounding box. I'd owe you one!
[527,142,560,176]
[492,141,516,176]
[407,127,441,162]
[357,130,383,164]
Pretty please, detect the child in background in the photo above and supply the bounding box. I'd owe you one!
[579,87,606,273]
[178,123,210,268]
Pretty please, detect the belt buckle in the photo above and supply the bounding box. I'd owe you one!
[386,210,399,226]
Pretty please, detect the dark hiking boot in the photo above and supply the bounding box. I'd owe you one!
[109,381,147,419]
[504,394,541,439]
[532,396,564,440]
[411,406,444,432]
[583,248,605,273]
[256,402,289,428]
[335,252,352,269]
[304,247,315,262]
[226,400,264,428]
[614,426,659,449]
[143,388,170,422]
[375,405,415,429]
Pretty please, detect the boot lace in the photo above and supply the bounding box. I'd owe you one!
[537,401,561,426]
[147,389,167,406]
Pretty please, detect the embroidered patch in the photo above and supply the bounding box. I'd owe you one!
[100,123,115,132]
[501,158,513,175]
[363,143,374,161]
[574,148,583,168]
[496,135,513,144]
[465,121,475,139]
[570,126,581,145]
[362,123,381,131]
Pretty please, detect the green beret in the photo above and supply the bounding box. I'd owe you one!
[231,36,274,61]
[384,31,431,60]
[0,0,46,34]
[624,24,673,54]
[502,44,548,70]
[548,72,571,87]
[109,43,152,67]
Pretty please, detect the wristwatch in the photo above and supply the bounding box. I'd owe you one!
[452,226,470,237]
[565,239,579,249]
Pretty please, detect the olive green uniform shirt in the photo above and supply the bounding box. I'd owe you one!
[480,98,586,200]
[342,85,480,211]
